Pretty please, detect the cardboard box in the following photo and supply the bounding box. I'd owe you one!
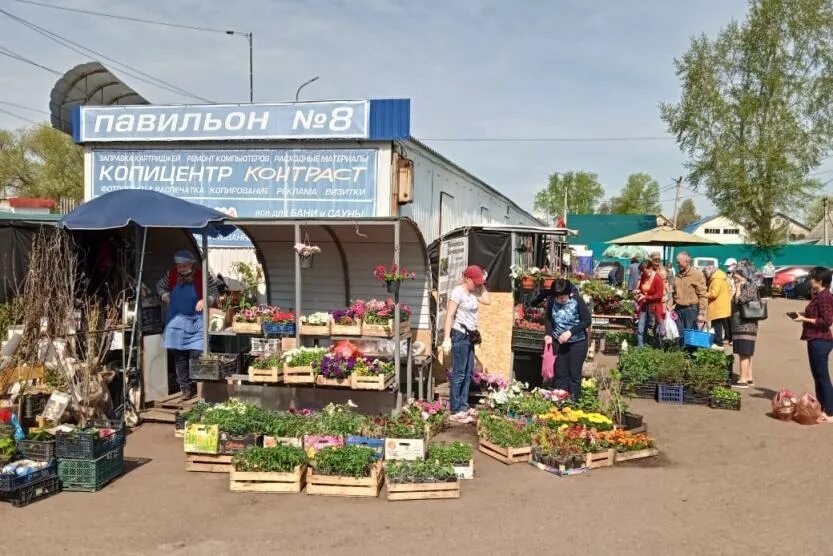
[218,432,261,455]
[384,438,425,461]
[184,423,220,454]
[262,436,302,448]
[302,435,343,457]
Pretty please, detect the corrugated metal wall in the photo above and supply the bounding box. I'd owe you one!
[237,222,431,330]
[399,143,540,244]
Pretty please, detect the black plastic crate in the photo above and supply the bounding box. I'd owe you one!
[189,354,237,380]
[56,420,125,460]
[684,388,711,406]
[511,328,546,352]
[16,439,56,461]
[58,446,123,492]
[22,393,49,419]
[0,460,57,492]
[1,475,61,507]
[140,305,164,333]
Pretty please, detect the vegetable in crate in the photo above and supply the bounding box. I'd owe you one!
[387,460,457,483]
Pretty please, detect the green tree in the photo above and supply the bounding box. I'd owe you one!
[597,200,611,214]
[675,198,701,228]
[609,173,661,214]
[805,195,833,228]
[0,125,83,201]
[660,0,833,248]
[534,171,604,217]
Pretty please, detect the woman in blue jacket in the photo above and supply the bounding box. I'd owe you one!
[544,278,591,401]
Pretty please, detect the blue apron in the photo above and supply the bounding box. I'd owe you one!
[163,282,205,351]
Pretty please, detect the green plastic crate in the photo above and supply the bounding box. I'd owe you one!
[58,447,123,492]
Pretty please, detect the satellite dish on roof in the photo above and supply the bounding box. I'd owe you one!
[50,62,149,136]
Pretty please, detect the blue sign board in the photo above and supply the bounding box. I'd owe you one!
[90,148,378,246]
[76,99,410,143]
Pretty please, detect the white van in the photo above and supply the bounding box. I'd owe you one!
[693,257,718,270]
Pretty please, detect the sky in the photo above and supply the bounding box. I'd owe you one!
[1,0,831,220]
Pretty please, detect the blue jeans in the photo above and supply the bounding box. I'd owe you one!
[449,329,475,413]
[637,311,658,348]
[675,305,699,346]
[808,339,833,415]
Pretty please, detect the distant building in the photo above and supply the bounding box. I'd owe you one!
[683,213,809,244]
[656,214,673,227]
[0,198,56,214]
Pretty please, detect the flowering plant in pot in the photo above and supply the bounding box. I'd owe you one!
[300,312,329,326]
[234,308,258,323]
[314,354,357,380]
[374,264,416,294]
[282,347,327,368]
[354,358,394,377]
[364,299,411,324]
[404,399,447,434]
[294,243,321,269]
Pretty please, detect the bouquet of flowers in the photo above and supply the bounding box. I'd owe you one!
[373,264,416,283]
[294,243,321,257]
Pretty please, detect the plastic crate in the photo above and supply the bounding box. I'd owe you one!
[262,322,295,336]
[0,460,57,492]
[140,305,164,333]
[250,338,281,356]
[657,384,685,404]
[189,354,237,380]
[16,439,56,461]
[511,328,546,351]
[1,475,61,507]
[56,420,125,460]
[683,329,714,349]
[22,393,49,418]
[58,446,124,492]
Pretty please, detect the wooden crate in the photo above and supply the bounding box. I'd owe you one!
[186,453,233,473]
[315,375,352,388]
[387,480,460,501]
[283,365,315,385]
[306,462,383,497]
[363,319,411,338]
[232,321,262,334]
[330,320,362,336]
[247,366,283,383]
[478,439,531,465]
[585,449,616,469]
[229,465,306,493]
[300,322,331,336]
[615,447,659,463]
[350,373,395,391]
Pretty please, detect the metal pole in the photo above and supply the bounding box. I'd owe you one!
[295,76,320,101]
[202,232,209,356]
[124,227,147,422]
[294,224,302,345]
[672,176,682,229]
[248,33,254,103]
[394,220,406,403]
[825,198,829,246]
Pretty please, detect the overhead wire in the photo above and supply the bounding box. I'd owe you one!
[421,136,674,142]
[0,100,49,115]
[0,107,41,125]
[0,8,213,103]
[0,45,61,74]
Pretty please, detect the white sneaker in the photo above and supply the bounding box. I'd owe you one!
[451,412,473,424]
[710,344,725,351]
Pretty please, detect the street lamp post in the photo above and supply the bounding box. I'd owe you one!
[226,30,254,102]
[295,76,320,101]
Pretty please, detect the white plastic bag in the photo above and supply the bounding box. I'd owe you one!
[663,313,679,341]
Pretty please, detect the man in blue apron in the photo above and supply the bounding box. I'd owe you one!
[156,250,219,399]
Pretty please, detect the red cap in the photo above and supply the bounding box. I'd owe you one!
[463,265,486,286]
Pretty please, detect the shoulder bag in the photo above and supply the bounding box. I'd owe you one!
[740,298,768,321]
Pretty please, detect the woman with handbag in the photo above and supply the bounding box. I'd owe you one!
[544,278,591,402]
[441,265,491,423]
[636,261,665,347]
[730,267,761,388]
[791,267,833,422]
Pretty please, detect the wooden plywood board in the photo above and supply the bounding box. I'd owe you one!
[475,292,515,380]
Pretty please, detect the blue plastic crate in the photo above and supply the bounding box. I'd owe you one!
[346,435,384,460]
[262,322,296,336]
[683,329,714,349]
[657,384,685,404]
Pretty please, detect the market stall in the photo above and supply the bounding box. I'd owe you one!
[427,225,574,389]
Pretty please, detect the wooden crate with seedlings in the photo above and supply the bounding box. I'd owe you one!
[186,453,233,473]
[362,319,411,338]
[229,465,306,493]
[306,462,383,497]
[314,375,351,388]
[231,321,262,334]
[299,322,330,336]
[387,480,460,501]
[528,459,590,477]
[247,365,282,383]
[585,449,616,469]
[283,366,315,385]
[351,373,395,391]
[615,448,659,463]
[478,439,531,465]
[329,319,362,336]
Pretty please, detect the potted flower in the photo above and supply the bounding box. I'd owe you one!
[299,312,331,336]
[247,354,282,383]
[351,358,396,390]
[294,242,321,269]
[263,309,296,336]
[281,347,327,384]
[539,267,557,290]
[362,298,411,337]
[313,353,356,388]
[510,265,540,291]
[232,307,261,334]
[373,264,416,295]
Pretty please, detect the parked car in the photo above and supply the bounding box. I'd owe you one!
[773,266,813,287]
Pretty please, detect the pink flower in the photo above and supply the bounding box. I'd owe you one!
[421,411,429,420]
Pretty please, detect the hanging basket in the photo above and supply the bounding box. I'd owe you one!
[300,254,314,269]
[386,280,401,295]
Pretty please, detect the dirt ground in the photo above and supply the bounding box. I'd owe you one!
[5,298,832,555]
